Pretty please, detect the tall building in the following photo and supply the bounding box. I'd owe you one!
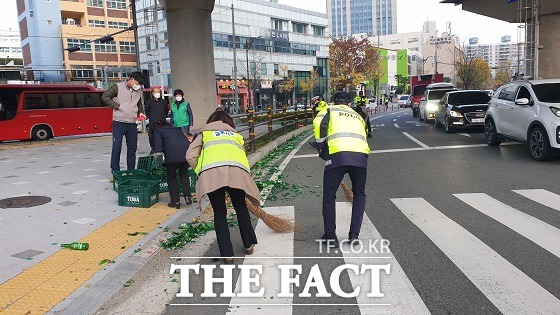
[328,0,397,37]
[0,29,23,60]
[136,0,330,112]
[466,36,525,78]
[16,0,137,84]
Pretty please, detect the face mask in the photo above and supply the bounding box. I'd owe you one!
[175,96,183,102]
[132,84,141,91]
[153,93,161,99]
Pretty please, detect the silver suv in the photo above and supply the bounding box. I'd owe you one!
[485,80,560,160]
[419,83,457,123]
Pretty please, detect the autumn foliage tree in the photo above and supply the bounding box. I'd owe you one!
[329,37,382,91]
[494,61,512,88]
[300,68,319,103]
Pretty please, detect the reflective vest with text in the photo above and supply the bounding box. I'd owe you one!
[316,105,370,155]
[194,130,250,175]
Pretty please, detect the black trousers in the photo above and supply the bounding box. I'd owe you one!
[323,166,367,236]
[165,162,191,203]
[208,187,258,257]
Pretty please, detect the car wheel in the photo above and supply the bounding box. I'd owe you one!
[31,125,52,141]
[484,119,501,146]
[528,127,553,161]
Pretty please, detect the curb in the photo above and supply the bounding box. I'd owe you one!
[52,125,314,315]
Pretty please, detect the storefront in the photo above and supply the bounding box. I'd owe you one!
[216,79,248,114]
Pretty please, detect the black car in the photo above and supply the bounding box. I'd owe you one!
[435,90,491,133]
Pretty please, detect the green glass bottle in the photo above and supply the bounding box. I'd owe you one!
[60,242,89,250]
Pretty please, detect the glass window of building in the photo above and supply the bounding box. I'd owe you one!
[108,21,129,29]
[119,41,136,53]
[274,63,279,76]
[313,26,324,37]
[67,38,91,51]
[261,63,267,75]
[106,0,126,10]
[250,62,256,75]
[89,20,105,28]
[95,41,117,52]
[87,0,103,7]
[272,19,283,31]
[293,23,306,34]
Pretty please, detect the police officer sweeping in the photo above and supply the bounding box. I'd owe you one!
[311,91,370,247]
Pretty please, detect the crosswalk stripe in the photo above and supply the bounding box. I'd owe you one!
[454,193,560,259]
[228,206,294,314]
[513,189,560,212]
[336,202,430,314]
[392,197,560,314]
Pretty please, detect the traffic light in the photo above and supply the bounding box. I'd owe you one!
[98,36,114,43]
[66,46,81,52]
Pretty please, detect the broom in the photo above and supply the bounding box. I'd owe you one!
[192,196,294,233]
[340,181,354,202]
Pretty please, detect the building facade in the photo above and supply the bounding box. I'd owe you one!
[16,0,137,84]
[136,0,330,113]
[328,0,397,38]
[0,30,23,60]
[466,36,525,78]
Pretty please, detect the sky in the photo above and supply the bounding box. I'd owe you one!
[0,0,520,45]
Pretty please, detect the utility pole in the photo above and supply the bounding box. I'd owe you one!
[435,43,439,74]
[155,2,164,92]
[231,4,239,113]
[246,38,251,108]
[376,29,381,107]
[130,0,141,71]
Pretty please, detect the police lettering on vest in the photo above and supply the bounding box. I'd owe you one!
[314,105,370,155]
[194,130,251,175]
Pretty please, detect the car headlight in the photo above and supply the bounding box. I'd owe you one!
[450,110,463,117]
[426,103,438,111]
[550,106,560,117]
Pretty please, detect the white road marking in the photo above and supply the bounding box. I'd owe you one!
[457,133,471,137]
[37,171,52,175]
[401,132,430,149]
[336,202,430,314]
[513,189,560,212]
[13,182,30,185]
[392,198,560,314]
[2,160,14,163]
[85,175,99,178]
[91,160,104,163]
[83,168,95,171]
[393,119,397,122]
[394,124,400,128]
[71,190,89,195]
[405,121,418,124]
[72,217,97,225]
[455,193,560,258]
[228,206,294,314]
[64,162,74,165]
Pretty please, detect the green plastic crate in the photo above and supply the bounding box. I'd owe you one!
[117,179,159,208]
[152,168,196,194]
[113,170,150,192]
[137,156,164,173]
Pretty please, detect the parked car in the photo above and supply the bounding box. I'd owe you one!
[435,90,491,133]
[419,83,457,123]
[485,80,560,161]
[398,95,410,108]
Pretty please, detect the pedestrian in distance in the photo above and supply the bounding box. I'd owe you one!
[102,71,146,181]
[170,89,194,135]
[310,91,370,247]
[353,91,373,138]
[153,121,193,208]
[145,87,169,154]
[186,108,259,264]
[311,96,328,117]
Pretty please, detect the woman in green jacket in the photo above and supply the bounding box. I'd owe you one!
[170,89,194,134]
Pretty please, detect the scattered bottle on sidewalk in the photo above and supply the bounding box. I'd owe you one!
[60,242,89,250]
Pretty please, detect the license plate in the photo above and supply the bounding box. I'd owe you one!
[471,118,484,123]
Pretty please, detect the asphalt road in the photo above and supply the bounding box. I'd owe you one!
[153,108,560,314]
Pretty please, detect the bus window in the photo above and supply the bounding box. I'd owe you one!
[24,94,49,110]
[61,93,77,108]
[77,93,104,108]
[46,94,60,109]
[0,92,18,121]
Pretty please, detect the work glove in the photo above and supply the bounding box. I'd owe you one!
[309,141,329,161]
[138,113,147,121]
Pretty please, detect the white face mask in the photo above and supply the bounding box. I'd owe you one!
[132,84,141,91]
[175,96,183,102]
[153,92,161,99]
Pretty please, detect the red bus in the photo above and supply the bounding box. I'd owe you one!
[410,74,444,117]
[0,84,112,142]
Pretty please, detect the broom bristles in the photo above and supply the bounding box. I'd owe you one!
[246,197,295,233]
[341,181,354,202]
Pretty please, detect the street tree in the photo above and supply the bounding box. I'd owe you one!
[394,74,409,94]
[494,61,512,88]
[329,37,381,91]
[456,57,491,90]
[300,68,319,105]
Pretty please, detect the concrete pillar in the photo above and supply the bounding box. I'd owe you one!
[538,13,560,79]
[164,0,216,129]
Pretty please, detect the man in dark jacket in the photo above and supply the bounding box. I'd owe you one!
[145,87,169,154]
[154,122,193,208]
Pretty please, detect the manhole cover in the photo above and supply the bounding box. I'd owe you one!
[0,196,52,208]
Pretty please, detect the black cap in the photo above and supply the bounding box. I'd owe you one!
[333,91,352,104]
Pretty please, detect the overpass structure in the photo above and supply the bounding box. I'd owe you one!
[442,0,560,80]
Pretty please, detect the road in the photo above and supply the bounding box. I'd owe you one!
[2,107,560,314]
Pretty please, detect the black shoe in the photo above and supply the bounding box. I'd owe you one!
[184,196,193,205]
[322,234,339,248]
[167,202,180,209]
[348,232,359,243]
[367,133,372,138]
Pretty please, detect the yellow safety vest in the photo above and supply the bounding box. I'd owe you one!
[194,130,250,175]
[314,104,370,155]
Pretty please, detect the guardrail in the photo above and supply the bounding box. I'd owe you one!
[231,106,313,153]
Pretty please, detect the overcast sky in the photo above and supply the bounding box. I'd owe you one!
[0,0,520,45]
